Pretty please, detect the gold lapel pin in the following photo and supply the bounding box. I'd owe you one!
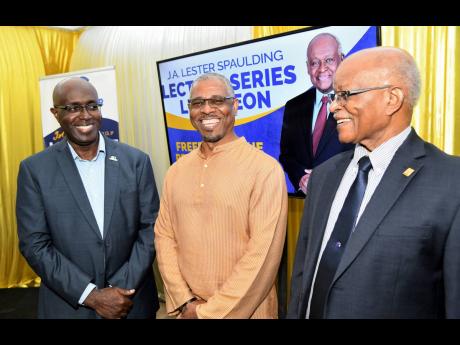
[402,167,414,177]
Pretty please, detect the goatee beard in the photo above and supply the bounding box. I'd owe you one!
[202,134,223,143]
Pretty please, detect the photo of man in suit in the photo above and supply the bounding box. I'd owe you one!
[279,33,354,196]
[16,77,160,319]
[287,47,460,318]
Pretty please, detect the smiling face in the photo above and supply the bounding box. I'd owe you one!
[188,77,238,146]
[330,48,412,151]
[331,69,390,150]
[50,78,101,150]
[307,35,343,93]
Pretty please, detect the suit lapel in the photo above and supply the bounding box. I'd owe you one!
[334,131,426,281]
[103,137,120,238]
[299,151,353,303]
[304,90,315,151]
[55,140,101,239]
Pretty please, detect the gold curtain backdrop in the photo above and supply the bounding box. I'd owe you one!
[1,26,460,294]
[0,27,81,288]
[33,27,81,76]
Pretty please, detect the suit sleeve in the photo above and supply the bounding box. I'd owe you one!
[195,163,288,318]
[279,102,308,188]
[16,160,92,308]
[286,169,317,318]
[107,154,159,290]
[444,205,460,318]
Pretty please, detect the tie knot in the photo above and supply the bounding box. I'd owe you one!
[358,156,372,173]
[321,95,329,104]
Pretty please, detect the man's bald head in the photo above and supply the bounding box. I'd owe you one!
[306,33,344,93]
[336,47,421,109]
[330,47,421,151]
[307,32,342,58]
[52,77,98,106]
[50,77,102,153]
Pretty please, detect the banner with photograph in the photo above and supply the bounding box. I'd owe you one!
[157,26,379,194]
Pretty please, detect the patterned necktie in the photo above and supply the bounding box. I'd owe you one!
[312,95,329,156]
[309,156,373,318]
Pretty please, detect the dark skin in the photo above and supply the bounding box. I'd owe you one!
[330,48,411,152]
[50,78,101,160]
[83,287,135,319]
[188,78,239,159]
[177,299,206,319]
[50,78,135,319]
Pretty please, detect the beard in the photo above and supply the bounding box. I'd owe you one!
[202,133,224,143]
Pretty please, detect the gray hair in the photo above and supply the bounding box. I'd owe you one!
[190,73,235,97]
[395,56,421,108]
[307,32,343,59]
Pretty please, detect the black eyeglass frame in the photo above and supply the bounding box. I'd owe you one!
[54,98,104,113]
[187,96,234,109]
[332,85,392,104]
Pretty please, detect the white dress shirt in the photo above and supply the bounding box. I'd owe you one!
[67,132,106,305]
[311,89,333,132]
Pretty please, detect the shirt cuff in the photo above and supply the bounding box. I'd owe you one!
[79,283,97,305]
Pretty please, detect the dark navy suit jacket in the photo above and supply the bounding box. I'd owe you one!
[287,130,460,318]
[16,136,159,318]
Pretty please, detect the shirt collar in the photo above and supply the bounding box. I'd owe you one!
[315,88,333,107]
[351,126,412,172]
[197,136,246,159]
[68,132,105,162]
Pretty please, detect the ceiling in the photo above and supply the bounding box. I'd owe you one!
[47,26,86,31]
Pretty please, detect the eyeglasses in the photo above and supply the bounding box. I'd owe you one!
[332,85,392,106]
[187,96,234,110]
[54,99,103,114]
[308,57,337,69]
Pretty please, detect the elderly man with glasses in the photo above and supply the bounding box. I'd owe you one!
[287,47,460,319]
[279,32,354,196]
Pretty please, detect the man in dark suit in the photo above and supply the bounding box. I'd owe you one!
[287,47,460,318]
[16,78,159,319]
[280,33,353,196]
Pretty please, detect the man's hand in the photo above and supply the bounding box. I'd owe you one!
[83,286,135,319]
[177,299,206,319]
[299,169,312,194]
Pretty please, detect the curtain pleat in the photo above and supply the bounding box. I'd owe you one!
[0,26,80,288]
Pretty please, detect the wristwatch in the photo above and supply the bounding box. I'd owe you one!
[178,297,197,313]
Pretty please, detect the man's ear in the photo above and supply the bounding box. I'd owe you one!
[232,97,239,117]
[385,86,404,116]
[50,108,60,122]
